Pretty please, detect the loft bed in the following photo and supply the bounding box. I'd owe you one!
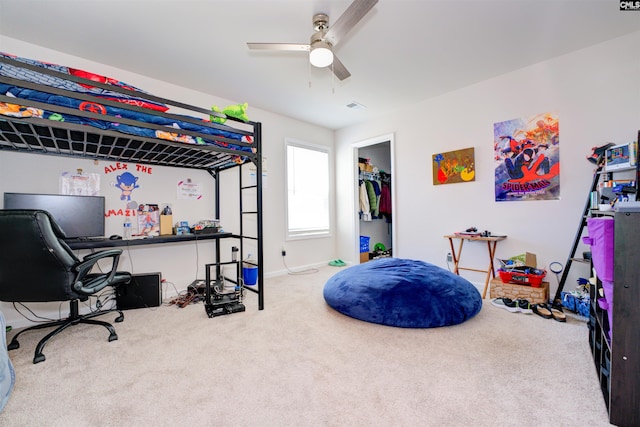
[0,52,264,310]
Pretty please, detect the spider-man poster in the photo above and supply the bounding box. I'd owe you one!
[494,112,560,201]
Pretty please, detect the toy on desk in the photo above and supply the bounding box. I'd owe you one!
[137,204,160,237]
[191,219,221,235]
[455,226,481,236]
[454,227,505,238]
[612,184,636,205]
[174,221,191,236]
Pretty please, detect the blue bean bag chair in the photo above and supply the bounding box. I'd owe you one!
[323,258,482,328]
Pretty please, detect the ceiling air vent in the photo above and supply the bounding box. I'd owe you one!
[346,101,366,110]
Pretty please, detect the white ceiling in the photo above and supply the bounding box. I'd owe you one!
[1,0,639,130]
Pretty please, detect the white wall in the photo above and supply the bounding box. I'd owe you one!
[0,37,335,326]
[336,31,640,298]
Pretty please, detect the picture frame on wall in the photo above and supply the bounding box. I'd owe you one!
[432,147,475,185]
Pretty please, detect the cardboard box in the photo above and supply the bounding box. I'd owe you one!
[160,214,173,235]
[500,252,537,268]
[490,278,549,304]
[360,252,369,263]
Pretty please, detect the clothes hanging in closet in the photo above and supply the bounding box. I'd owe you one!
[365,179,381,218]
[359,180,371,221]
[379,181,392,223]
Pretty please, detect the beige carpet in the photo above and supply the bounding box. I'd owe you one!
[0,266,610,426]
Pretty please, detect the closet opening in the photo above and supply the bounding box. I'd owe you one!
[353,134,395,264]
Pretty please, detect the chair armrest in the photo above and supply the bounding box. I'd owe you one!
[81,249,123,262]
[73,249,124,295]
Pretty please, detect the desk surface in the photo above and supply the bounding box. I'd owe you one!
[66,232,233,249]
[444,234,507,242]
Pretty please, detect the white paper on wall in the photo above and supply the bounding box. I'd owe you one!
[59,170,100,195]
[249,156,268,189]
[177,178,203,199]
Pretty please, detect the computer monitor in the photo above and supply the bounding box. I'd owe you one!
[3,192,105,239]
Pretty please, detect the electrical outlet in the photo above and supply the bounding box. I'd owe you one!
[446,252,452,262]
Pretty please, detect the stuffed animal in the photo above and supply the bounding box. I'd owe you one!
[210,102,249,124]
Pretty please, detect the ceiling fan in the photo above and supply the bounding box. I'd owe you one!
[246,0,378,81]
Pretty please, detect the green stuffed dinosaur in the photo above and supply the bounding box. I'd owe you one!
[210,102,249,124]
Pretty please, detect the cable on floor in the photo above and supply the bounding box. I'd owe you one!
[282,255,318,275]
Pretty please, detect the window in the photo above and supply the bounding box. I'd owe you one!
[285,139,331,238]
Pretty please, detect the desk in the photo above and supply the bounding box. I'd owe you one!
[444,234,507,298]
[65,232,233,250]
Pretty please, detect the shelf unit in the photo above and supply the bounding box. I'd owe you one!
[554,162,636,303]
[555,136,640,426]
[588,211,640,427]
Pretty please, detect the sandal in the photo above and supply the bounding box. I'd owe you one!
[533,303,553,319]
[550,304,567,322]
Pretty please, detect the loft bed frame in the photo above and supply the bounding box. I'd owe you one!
[0,54,264,310]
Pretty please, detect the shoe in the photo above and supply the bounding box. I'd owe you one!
[328,259,346,267]
[491,297,518,313]
[586,143,615,165]
[550,304,567,322]
[533,303,553,319]
[516,299,533,314]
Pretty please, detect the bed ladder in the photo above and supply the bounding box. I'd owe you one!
[552,164,602,303]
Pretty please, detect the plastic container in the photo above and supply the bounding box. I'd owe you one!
[360,236,370,253]
[243,254,258,286]
[123,218,132,239]
[498,268,546,287]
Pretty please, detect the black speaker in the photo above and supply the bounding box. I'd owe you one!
[116,272,162,310]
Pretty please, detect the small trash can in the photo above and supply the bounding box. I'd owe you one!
[243,254,258,286]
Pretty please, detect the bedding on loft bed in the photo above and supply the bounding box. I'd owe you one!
[0,52,254,164]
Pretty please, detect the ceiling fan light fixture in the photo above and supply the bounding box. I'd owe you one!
[309,41,333,68]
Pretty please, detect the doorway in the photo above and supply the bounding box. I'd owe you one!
[354,134,395,264]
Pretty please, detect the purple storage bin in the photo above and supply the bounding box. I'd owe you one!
[584,217,615,283]
[583,217,615,338]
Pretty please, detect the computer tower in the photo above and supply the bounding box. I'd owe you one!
[116,272,162,310]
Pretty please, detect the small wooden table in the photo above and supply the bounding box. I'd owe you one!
[444,234,507,298]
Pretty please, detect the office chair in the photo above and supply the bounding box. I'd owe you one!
[0,209,131,364]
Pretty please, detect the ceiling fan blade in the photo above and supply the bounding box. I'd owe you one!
[324,0,378,47]
[331,55,351,81]
[247,43,310,52]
